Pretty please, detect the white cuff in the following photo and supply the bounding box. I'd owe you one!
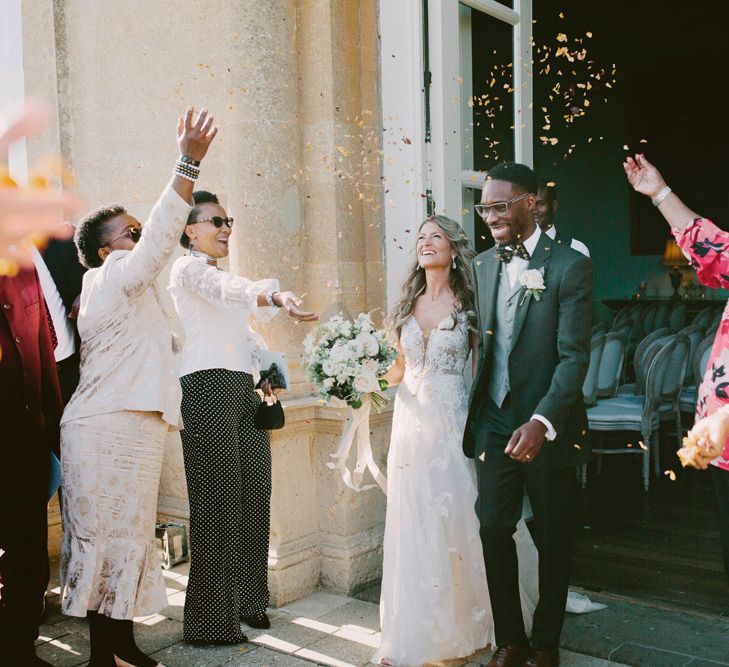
[532,414,556,441]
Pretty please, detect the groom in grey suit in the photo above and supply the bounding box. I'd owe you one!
[463,163,593,667]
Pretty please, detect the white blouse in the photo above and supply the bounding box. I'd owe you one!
[62,185,191,429]
[168,254,279,378]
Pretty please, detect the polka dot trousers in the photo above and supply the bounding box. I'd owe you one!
[180,369,271,643]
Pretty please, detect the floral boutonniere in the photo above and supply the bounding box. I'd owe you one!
[518,268,546,305]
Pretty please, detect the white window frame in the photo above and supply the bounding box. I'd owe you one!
[380,0,533,309]
[0,0,28,183]
[429,0,533,232]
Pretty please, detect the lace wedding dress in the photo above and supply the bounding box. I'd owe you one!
[373,312,539,666]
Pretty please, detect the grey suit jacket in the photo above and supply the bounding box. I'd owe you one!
[463,234,593,470]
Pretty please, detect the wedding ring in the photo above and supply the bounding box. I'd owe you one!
[525,454,531,460]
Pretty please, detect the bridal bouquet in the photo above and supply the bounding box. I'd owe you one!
[303,312,396,411]
[303,312,397,493]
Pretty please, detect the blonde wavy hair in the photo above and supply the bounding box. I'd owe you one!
[387,215,477,340]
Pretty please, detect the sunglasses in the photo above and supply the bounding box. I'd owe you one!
[104,226,142,246]
[193,216,234,229]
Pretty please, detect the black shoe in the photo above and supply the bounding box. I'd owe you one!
[241,613,270,629]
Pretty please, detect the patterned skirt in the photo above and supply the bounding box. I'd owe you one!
[59,411,168,619]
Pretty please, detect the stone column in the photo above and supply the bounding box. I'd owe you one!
[26,0,390,604]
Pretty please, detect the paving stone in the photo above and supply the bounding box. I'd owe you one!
[561,595,729,664]
[277,591,353,620]
[296,633,376,667]
[134,616,184,654]
[35,633,90,667]
[151,639,256,667]
[35,623,72,646]
[317,600,381,633]
[250,615,329,651]
[609,642,693,666]
[161,590,187,622]
[239,647,320,666]
[686,660,729,667]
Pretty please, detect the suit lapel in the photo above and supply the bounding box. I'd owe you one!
[509,235,552,352]
[478,250,501,349]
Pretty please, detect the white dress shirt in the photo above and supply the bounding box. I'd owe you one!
[31,247,76,362]
[62,185,192,429]
[168,255,280,378]
[501,227,556,440]
[545,224,590,257]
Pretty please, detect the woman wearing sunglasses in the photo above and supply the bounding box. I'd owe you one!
[59,107,217,667]
[168,191,317,645]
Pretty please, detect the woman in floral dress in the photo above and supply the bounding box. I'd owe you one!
[624,153,729,585]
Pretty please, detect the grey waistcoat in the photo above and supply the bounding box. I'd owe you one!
[487,267,521,407]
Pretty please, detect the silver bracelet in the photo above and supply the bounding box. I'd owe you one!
[651,185,672,207]
[265,291,281,307]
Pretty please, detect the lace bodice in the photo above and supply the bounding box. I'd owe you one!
[399,312,471,401]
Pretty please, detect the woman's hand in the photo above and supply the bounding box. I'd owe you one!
[680,407,729,469]
[274,291,319,321]
[177,107,218,162]
[623,153,667,199]
[1,103,82,270]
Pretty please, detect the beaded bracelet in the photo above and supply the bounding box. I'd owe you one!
[175,160,200,176]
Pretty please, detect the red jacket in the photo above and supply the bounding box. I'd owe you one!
[0,268,63,468]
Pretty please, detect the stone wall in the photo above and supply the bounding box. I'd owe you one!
[22,0,389,605]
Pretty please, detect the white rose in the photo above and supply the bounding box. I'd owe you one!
[361,358,379,373]
[519,268,545,290]
[330,341,352,363]
[323,377,335,389]
[357,332,380,357]
[322,360,337,376]
[336,373,351,385]
[353,373,380,394]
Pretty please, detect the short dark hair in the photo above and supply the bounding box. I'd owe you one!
[486,162,538,195]
[74,203,127,268]
[180,190,220,249]
[538,179,558,203]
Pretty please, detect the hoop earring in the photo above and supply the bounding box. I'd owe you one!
[452,257,456,269]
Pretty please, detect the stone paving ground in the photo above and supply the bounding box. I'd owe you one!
[34,559,729,667]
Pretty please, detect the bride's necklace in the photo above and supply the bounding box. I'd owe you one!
[188,248,218,267]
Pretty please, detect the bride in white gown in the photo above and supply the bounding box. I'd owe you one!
[373,216,600,667]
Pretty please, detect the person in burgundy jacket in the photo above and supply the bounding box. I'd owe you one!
[0,266,63,666]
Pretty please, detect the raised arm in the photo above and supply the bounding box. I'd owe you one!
[623,154,701,231]
[114,107,218,297]
[625,153,729,288]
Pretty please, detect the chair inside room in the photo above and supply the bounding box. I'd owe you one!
[595,330,628,400]
[616,326,673,396]
[580,335,685,491]
[583,333,606,406]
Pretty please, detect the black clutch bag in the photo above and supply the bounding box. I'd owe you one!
[254,396,285,430]
[255,363,287,390]
[254,363,286,430]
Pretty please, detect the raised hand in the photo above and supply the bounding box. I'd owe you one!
[275,291,319,322]
[177,106,218,162]
[1,103,82,271]
[623,153,666,199]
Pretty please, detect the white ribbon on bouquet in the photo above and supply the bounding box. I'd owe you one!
[327,395,388,494]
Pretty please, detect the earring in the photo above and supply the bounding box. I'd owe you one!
[452,257,457,269]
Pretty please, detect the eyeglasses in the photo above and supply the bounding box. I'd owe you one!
[193,216,234,229]
[104,226,142,246]
[475,192,530,219]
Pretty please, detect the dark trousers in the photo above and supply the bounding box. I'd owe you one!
[0,442,50,661]
[56,352,80,406]
[475,396,574,650]
[710,465,729,587]
[180,369,271,643]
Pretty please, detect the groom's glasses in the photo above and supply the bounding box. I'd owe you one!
[193,216,235,229]
[475,192,530,219]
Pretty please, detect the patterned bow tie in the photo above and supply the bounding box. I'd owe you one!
[495,243,530,263]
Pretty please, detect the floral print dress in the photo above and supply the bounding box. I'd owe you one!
[673,218,729,470]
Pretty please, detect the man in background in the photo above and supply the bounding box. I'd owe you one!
[533,180,590,258]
